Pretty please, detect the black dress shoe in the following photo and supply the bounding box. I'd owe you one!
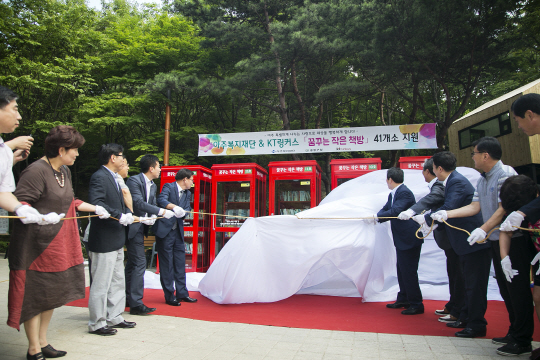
[446,320,467,328]
[89,326,117,336]
[130,304,157,315]
[178,296,198,303]
[27,352,45,360]
[455,327,487,338]
[112,320,136,328]
[166,299,181,306]
[386,301,410,309]
[41,344,67,358]
[401,307,424,315]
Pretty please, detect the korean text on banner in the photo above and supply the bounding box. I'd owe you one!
[198,124,437,156]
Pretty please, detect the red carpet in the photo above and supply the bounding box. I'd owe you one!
[68,288,540,340]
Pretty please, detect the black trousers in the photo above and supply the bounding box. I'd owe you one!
[491,238,535,346]
[156,227,189,302]
[395,245,423,307]
[459,248,492,331]
[444,246,466,320]
[125,226,147,308]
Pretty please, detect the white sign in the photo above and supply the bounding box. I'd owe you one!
[198,124,437,156]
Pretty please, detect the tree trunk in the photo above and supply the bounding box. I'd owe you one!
[263,1,289,130]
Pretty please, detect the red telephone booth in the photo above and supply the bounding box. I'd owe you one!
[268,160,321,216]
[330,158,382,190]
[210,163,267,263]
[159,165,212,272]
[398,156,431,170]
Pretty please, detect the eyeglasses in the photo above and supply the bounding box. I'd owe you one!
[471,151,485,157]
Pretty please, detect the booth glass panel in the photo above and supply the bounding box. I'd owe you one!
[216,181,250,228]
[275,179,311,215]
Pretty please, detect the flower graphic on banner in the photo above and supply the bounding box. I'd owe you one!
[199,134,223,153]
[399,123,436,149]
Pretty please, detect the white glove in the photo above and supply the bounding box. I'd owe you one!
[38,212,65,225]
[412,214,426,225]
[173,206,186,218]
[467,228,487,245]
[119,213,134,226]
[420,222,436,236]
[501,255,518,282]
[15,205,42,224]
[162,209,175,219]
[431,210,448,223]
[94,205,110,219]
[398,209,415,220]
[500,211,525,232]
[365,215,377,225]
[140,215,157,226]
[532,252,540,276]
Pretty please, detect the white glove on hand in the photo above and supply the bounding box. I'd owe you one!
[140,215,157,226]
[94,205,110,219]
[532,252,540,276]
[365,215,378,225]
[162,209,175,219]
[412,214,426,225]
[467,228,487,245]
[501,255,518,282]
[119,213,134,226]
[15,205,42,224]
[420,222,437,236]
[431,210,448,223]
[38,212,65,225]
[398,209,415,220]
[500,211,525,232]
[173,206,186,218]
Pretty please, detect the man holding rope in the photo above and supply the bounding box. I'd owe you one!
[0,85,55,224]
[416,151,491,338]
[373,167,424,315]
[430,138,533,355]
[398,158,465,325]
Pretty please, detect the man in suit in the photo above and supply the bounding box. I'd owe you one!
[153,168,198,306]
[125,155,176,315]
[398,158,465,324]
[423,151,491,338]
[373,167,424,315]
[87,144,136,336]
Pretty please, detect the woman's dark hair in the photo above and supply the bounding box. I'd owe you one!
[44,125,85,158]
[175,168,194,181]
[386,167,404,183]
[511,93,540,118]
[500,175,538,213]
[471,137,502,160]
[432,151,457,172]
[0,86,18,109]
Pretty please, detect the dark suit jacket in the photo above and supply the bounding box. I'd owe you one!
[377,184,423,250]
[126,173,161,239]
[520,196,540,225]
[153,181,192,240]
[410,180,451,250]
[87,166,132,253]
[425,170,489,256]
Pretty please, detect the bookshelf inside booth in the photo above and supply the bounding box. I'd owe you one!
[159,165,212,272]
[210,163,267,264]
[329,158,382,190]
[268,160,322,216]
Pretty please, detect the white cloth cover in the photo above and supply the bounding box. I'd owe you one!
[143,167,503,304]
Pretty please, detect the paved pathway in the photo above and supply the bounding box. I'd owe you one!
[0,256,535,359]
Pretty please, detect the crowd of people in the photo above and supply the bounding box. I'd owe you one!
[4,83,540,359]
[0,86,196,359]
[371,94,540,358]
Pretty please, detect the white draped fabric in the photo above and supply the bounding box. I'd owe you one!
[144,167,502,304]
